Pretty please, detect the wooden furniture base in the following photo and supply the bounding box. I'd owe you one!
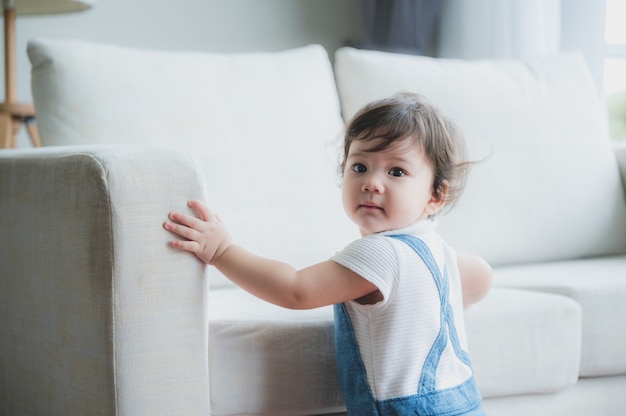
[0,102,41,148]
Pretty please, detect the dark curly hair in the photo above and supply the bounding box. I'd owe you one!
[340,92,470,213]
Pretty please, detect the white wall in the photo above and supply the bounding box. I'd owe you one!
[5,0,361,147]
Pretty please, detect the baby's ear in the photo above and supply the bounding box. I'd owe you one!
[425,180,449,216]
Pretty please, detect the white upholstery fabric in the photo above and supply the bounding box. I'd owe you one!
[334,47,626,266]
[464,288,580,397]
[208,286,580,414]
[482,375,626,416]
[0,146,209,415]
[28,39,359,288]
[326,376,626,416]
[209,289,342,416]
[495,256,626,376]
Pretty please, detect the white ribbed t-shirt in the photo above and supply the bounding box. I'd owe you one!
[331,220,473,400]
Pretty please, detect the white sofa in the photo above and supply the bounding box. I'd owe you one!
[1,38,625,415]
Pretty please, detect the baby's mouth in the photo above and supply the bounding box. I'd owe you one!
[360,202,383,211]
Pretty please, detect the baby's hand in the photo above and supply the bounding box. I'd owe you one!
[164,199,233,265]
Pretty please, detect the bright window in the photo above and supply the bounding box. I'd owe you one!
[604,0,626,140]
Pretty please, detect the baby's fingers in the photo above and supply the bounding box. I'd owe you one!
[163,220,201,242]
[188,199,214,222]
[169,238,200,253]
[168,211,204,230]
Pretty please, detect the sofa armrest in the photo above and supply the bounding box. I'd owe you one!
[0,145,209,415]
[615,141,626,195]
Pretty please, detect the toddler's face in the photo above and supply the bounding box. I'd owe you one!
[342,138,443,236]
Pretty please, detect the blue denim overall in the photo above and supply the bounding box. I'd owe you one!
[334,234,485,415]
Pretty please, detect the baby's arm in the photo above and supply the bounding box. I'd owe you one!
[457,253,493,307]
[164,200,377,309]
[212,246,376,309]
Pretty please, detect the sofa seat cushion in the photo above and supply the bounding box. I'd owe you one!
[334,47,626,266]
[482,375,626,416]
[495,255,626,377]
[28,39,358,288]
[208,287,580,414]
[208,288,343,416]
[464,288,581,397]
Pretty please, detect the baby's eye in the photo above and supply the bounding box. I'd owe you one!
[388,167,406,177]
[352,163,367,173]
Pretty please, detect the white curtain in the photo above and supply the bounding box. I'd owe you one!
[436,0,561,60]
[435,0,607,92]
[560,0,608,94]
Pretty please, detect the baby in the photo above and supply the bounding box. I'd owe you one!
[164,92,491,415]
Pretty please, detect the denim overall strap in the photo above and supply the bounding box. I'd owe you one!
[388,234,472,393]
[334,302,380,416]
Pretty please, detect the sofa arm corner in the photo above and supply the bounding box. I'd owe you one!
[0,145,210,415]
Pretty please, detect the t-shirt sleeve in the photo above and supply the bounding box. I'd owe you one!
[330,236,398,303]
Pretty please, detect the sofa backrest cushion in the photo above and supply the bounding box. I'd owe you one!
[335,47,626,266]
[29,39,359,286]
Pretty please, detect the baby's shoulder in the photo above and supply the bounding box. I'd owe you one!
[340,234,400,256]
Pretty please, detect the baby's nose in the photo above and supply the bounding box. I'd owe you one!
[362,173,384,193]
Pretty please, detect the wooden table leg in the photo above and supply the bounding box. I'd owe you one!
[0,112,14,148]
[25,118,41,147]
[0,104,41,148]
